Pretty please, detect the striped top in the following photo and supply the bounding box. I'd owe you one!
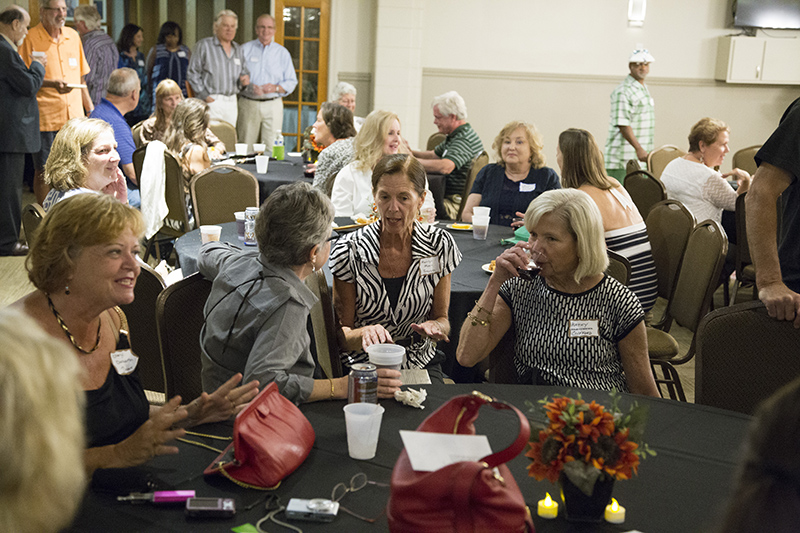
[605,221,658,313]
[148,44,191,96]
[329,220,461,369]
[186,36,247,100]
[499,274,644,391]
[434,123,484,196]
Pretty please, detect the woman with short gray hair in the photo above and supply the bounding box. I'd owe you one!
[199,181,401,404]
[331,81,364,131]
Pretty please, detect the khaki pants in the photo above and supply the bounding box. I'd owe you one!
[207,94,238,126]
[237,97,284,146]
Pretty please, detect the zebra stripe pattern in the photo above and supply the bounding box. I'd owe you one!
[605,222,658,312]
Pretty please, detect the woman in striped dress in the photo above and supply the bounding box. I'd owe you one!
[556,128,658,313]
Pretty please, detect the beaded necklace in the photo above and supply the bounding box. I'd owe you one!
[46,294,102,354]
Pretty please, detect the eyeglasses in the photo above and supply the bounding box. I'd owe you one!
[331,473,389,523]
[43,6,67,12]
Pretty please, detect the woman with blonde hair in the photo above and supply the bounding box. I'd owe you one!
[42,117,127,211]
[557,128,658,313]
[462,120,560,226]
[0,308,86,533]
[331,110,435,217]
[139,79,225,154]
[163,97,212,192]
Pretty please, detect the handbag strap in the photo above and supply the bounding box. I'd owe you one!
[216,461,281,491]
[464,392,531,468]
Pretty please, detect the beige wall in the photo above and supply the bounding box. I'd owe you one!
[328,0,800,170]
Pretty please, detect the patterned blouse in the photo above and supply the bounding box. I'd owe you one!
[329,220,462,368]
[499,275,644,391]
[312,137,355,192]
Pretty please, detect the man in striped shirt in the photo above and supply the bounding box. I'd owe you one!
[73,5,117,107]
[410,90,484,219]
[186,9,249,126]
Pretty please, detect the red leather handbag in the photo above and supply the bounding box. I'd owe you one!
[203,382,315,489]
[387,390,534,532]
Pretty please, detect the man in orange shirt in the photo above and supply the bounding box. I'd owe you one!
[18,0,91,204]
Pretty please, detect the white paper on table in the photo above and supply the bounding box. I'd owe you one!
[400,369,431,385]
[399,430,492,472]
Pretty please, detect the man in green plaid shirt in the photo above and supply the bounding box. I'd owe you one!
[603,47,655,184]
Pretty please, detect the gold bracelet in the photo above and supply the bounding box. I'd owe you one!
[329,378,335,399]
[467,311,490,327]
[473,300,493,316]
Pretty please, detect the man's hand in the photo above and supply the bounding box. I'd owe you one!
[205,96,215,103]
[32,55,47,67]
[239,74,250,86]
[759,282,800,328]
[636,146,649,162]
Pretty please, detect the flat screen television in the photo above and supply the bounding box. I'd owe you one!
[733,0,800,29]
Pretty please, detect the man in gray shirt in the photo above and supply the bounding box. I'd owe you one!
[186,9,249,126]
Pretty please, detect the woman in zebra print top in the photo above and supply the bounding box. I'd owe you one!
[456,189,659,396]
[330,154,462,375]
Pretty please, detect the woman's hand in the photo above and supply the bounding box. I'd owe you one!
[361,324,393,351]
[411,320,450,342]
[184,373,260,427]
[102,168,128,203]
[724,168,752,192]
[510,211,526,228]
[377,368,402,398]
[491,241,532,284]
[112,396,188,467]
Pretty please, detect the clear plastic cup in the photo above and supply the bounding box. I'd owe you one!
[473,215,490,240]
[235,143,248,156]
[252,143,266,155]
[235,212,245,240]
[367,344,405,371]
[200,225,222,243]
[343,403,384,460]
[473,206,491,218]
[255,155,269,174]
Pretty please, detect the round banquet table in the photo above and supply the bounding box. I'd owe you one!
[65,383,753,533]
[174,220,517,379]
[233,154,312,202]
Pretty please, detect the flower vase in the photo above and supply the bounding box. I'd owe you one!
[559,473,615,523]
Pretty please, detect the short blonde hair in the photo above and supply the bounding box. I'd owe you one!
[688,117,729,152]
[352,110,406,172]
[524,188,609,283]
[558,128,616,191]
[44,118,114,191]
[0,308,86,533]
[27,193,144,294]
[493,121,546,169]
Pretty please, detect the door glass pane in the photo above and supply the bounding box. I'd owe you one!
[301,104,318,132]
[304,8,320,38]
[283,7,301,37]
[303,41,319,71]
[283,104,298,134]
[302,72,318,102]
[286,75,300,102]
[285,39,300,67]
[282,134,298,152]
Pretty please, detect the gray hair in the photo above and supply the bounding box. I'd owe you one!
[331,81,356,101]
[524,188,609,283]
[38,0,59,12]
[0,308,86,533]
[73,4,101,30]
[106,68,139,97]
[214,9,238,28]
[431,90,467,120]
[256,182,334,266]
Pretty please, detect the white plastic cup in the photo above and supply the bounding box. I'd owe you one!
[472,215,490,240]
[253,143,266,155]
[473,206,491,218]
[367,343,405,371]
[255,155,269,174]
[235,211,245,240]
[343,403,385,460]
[235,143,248,156]
[200,225,222,243]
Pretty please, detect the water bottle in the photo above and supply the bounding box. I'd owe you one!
[272,131,285,161]
[244,207,258,246]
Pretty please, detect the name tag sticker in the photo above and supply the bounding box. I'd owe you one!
[68,57,78,67]
[419,256,441,276]
[519,183,536,193]
[250,56,259,62]
[110,349,139,375]
[138,59,145,67]
[177,51,187,58]
[234,58,241,65]
[569,320,599,338]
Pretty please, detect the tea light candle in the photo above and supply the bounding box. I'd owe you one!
[537,492,558,519]
[604,498,626,524]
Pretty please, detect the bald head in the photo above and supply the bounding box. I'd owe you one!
[0,6,31,47]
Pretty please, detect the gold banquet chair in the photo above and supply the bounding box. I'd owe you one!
[209,119,237,154]
[305,270,344,379]
[21,203,46,245]
[731,145,761,177]
[695,300,800,415]
[624,169,666,219]
[648,220,728,401]
[143,151,193,262]
[646,145,685,180]
[190,166,259,226]
[426,132,446,151]
[456,151,489,221]
[730,193,757,305]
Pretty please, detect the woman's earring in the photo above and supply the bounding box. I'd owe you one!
[65,285,70,295]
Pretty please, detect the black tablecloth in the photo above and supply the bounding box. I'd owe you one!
[65,383,752,533]
[236,155,312,203]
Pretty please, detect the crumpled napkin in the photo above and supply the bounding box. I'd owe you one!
[395,388,427,409]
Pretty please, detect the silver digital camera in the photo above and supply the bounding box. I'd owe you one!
[285,498,339,522]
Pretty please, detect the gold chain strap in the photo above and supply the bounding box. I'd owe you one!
[216,461,281,491]
[176,438,224,454]
[184,430,232,441]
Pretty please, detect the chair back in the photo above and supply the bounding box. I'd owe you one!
[155,272,212,400]
[21,203,45,245]
[305,270,343,379]
[624,169,666,219]
[426,132,446,151]
[625,158,641,175]
[190,166,259,226]
[209,119,237,153]
[696,300,800,415]
[732,145,761,176]
[734,193,752,277]
[667,220,728,337]
[487,328,519,384]
[457,151,489,220]
[606,249,632,286]
[646,200,695,301]
[647,145,685,180]
[120,260,166,394]
[164,151,192,232]
[132,120,146,149]
[323,170,339,197]
[185,79,195,98]
[132,144,147,186]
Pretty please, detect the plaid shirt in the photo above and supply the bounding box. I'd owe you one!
[603,74,654,169]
